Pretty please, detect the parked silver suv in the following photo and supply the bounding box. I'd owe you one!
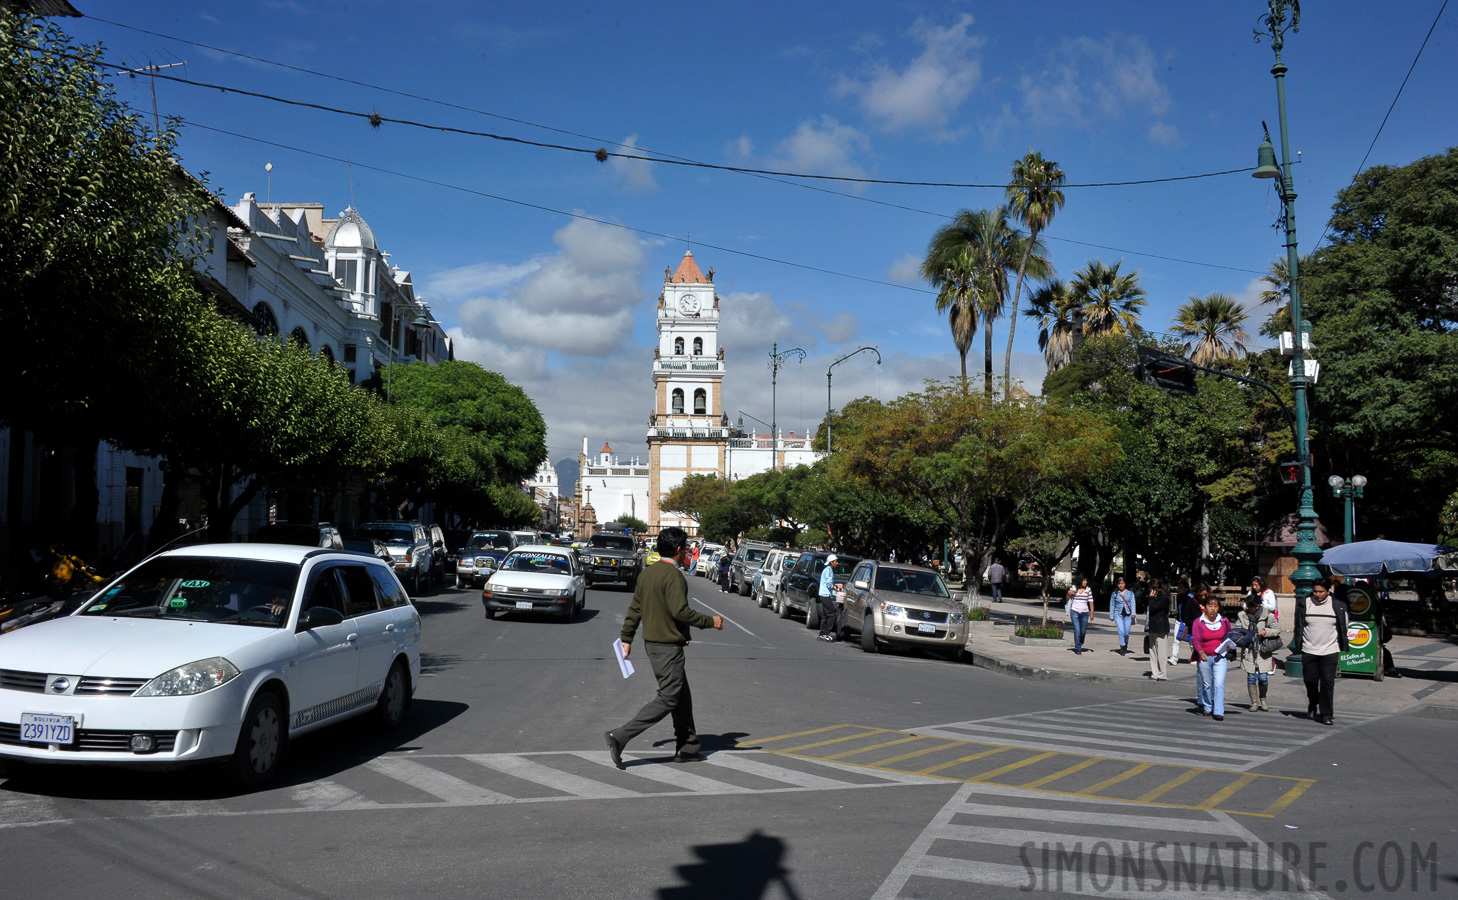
[354,521,432,593]
[727,540,782,596]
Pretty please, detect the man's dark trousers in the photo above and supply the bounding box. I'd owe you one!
[611,642,699,756]
[818,593,839,638]
[1302,652,1339,720]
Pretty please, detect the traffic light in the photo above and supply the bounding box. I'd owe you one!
[1134,348,1198,395]
[1278,461,1303,485]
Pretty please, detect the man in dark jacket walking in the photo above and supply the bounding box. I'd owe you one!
[606,527,723,768]
[1291,577,1350,725]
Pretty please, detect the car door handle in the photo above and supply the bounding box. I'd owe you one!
[346,633,358,643]
[385,623,396,632]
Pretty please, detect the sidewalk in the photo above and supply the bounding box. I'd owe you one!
[964,592,1458,719]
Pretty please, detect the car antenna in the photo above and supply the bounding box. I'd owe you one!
[137,526,210,565]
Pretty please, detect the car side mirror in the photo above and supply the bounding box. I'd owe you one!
[951,590,969,604]
[299,606,344,630]
[854,580,869,590]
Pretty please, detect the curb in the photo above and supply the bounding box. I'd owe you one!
[966,647,1195,697]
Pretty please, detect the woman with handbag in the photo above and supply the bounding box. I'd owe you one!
[1109,576,1137,654]
[1238,592,1278,711]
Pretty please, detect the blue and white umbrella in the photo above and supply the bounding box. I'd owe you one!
[1319,539,1458,576]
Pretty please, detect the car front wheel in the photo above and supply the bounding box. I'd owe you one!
[228,690,285,790]
[806,599,820,630]
[776,589,791,618]
[861,614,878,653]
[374,662,409,731]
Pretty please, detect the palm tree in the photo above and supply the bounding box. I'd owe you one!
[924,247,981,389]
[923,208,1048,398]
[1004,152,1065,399]
[1173,293,1251,366]
[1071,260,1146,338]
[1024,280,1080,372]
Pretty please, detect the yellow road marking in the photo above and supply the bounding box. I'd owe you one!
[916,746,1010,775]
[1077,762,1153,796]
[1195,773,1259,810]
[744,725,857,746]
[871,741,968,768]
[1019,756,1103,789]
[781,729,889,752]
[1136,768,1204,803]
[972,750,1060,783]
[824,735,926,760]
[1262,779,1316,817]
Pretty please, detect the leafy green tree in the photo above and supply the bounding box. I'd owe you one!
[618,515,650,534]
[833,382,1121,581]
[729,466,810,538]
[660,474,731,522]
[1005,152,1066,397]
[1172,293,1251,367]
[791,461,938,560]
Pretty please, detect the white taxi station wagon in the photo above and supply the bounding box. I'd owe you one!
[0,544,421,788]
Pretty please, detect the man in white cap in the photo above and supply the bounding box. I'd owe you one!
[817,553,841,641]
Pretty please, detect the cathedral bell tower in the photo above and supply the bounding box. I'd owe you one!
[647,250,728,534]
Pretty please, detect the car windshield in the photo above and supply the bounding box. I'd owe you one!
[356,524,414,545]
[874,567,949,597]
[79,557,301,627]
[744,549,769,563]
[589,534,635,552]
[470,532,514,550]
[500,552,571,575]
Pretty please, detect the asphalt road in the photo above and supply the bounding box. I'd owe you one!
[4,571,1457,898]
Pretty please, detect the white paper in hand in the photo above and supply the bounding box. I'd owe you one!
[612,639,635,679]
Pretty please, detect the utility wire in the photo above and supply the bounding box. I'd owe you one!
[178,119,936,295]
[88,57,1257,190]
[1310,0,1448,253]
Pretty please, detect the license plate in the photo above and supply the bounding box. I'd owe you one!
[20,713,74,745]
[515,601,534,610]
[917,623,937,634]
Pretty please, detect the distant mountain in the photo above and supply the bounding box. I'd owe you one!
[553,458,578,498]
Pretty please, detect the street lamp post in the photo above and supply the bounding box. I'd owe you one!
[1254,0,1322,606]
[385,309,433,403]
[1327,475,1367,544]
[826,346,881,454]
[768,342,805,471]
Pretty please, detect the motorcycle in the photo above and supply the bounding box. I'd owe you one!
[0,546,112,635]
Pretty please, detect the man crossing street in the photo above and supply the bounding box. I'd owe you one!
[605,527,723,767]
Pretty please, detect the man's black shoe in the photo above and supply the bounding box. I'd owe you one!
[604,731,626,769]
[673,753,705,763]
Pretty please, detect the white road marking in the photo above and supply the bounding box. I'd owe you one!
[570,750,754,793]
[289,780,380,810]
[691,598,755,637]
[364,757,514,804]
[702,752,864,790]
[464,753,638,799]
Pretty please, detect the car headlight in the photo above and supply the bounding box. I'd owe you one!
[948,612,966,624]
[554,588,575,598]
[136,657,240,697]
[880,603,905,617]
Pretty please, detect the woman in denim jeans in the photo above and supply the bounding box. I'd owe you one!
[1065,575,1094,654]
[1191,592,1232,720]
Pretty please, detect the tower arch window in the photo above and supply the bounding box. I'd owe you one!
[693,389,707,415]
[674,337,684,355]
[693,338,703,356]
[252,302,279,337]
[671,389,684,414]
[290,326,310,348]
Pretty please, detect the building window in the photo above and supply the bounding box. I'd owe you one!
[343,344,357,363]
[290,326,310,348]
[674,337,684,355]
[381,302,393,340]
[693,388,706,415]
[671,389,684,414]
[252,302,279,337]
[693,338,703,356]
[334,258,358,291]
[320,345,336,366]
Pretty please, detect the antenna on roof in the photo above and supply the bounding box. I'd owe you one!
[265,162,273,205]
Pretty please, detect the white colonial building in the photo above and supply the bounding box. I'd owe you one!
[575,439,650,528]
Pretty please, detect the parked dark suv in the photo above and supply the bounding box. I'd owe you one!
[727,540,782,596]
[353,521,433,593]
[777,551,862,629]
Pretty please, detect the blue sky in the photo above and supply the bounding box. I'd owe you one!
[64,2,1455,463]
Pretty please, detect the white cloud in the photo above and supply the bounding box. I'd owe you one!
[718,291,861,361]
[607,134,659,193]
[836,14,983,135]
[767,116,870,180]
[886,253,923,285]
[426,259,544,300]
[724,135,754,161]
[1016,33,1175,144]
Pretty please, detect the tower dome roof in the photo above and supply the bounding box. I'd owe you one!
[325,206,377,251]
[671,250,708,284]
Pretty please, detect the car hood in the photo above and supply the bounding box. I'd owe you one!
[0,616,275,678]
[465,548,510,560]
[585,548,637,560]
[876,592,964,614]
[488,572,574,591]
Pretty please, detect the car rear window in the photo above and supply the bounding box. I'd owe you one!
[744,549,769,562]
[357,524,415,544]
[589,534,635,552]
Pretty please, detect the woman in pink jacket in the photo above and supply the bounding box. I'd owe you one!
[1190,588,1232,720]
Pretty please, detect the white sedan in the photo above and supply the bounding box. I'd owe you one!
[481,545,586,622]
[0,544,421,788]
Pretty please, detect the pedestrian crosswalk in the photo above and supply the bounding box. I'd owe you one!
[872,781,1329,899]
[0,750,944,830]
[916,696,1385,770]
